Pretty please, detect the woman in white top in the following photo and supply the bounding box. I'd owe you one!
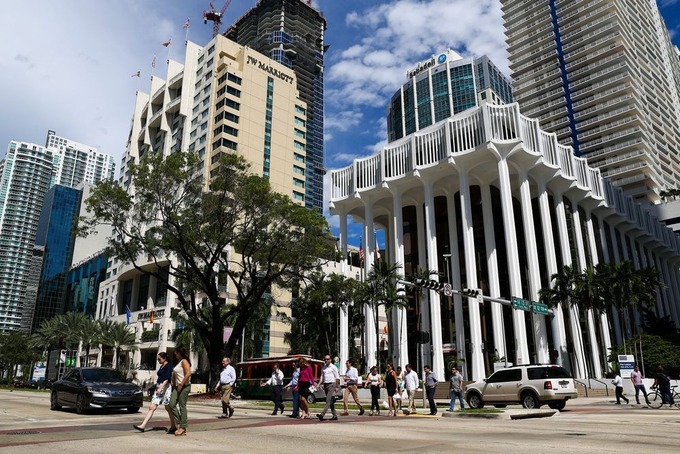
[165,347,192,436]
[364,366,383,416]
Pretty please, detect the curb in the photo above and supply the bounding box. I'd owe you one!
[441,409,558,420]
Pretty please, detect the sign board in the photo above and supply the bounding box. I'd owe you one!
[442,283,453,296]
[33,364,46,382]
[618,354,635,378]
[511,297,530,311]
[532,302,549,315]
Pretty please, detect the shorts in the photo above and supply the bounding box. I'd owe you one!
[151,387,172,406]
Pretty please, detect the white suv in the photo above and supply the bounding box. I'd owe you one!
[464,365,578,410]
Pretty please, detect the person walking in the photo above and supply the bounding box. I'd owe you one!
[342,359,365,416]
[365,365,383,416]
[395,366,405,411]
[133,352,172,432]
[298,358,315,419]
[447,366,465,411]
[630,365,650,405]
[284,359,301,418]
[612,373,629,404]
[403,364,419,415]
[317,355,340,421]
[214,356,236,419]
[166,347,192,436]
[261,363,285,415]
[653,364,675,407]
[385,363,399,417]
[424,365,438,415]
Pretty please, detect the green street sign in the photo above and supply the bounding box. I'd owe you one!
[511,297,530,311]
[532,302,549,315]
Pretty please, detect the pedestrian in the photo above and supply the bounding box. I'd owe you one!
[365,365,383,416]
[165,347,192,436]
[133,351,173,432]
[342,359,365,416]
[612,373,629,404]
[385,362,399,417]
[298,358,314,419]
[403,364,419,415]
[630,365,650,405]
[260,363,285,415]
[214,356,236,419]
[284,359,301,418]
[395,366,405,411]
[447,366,465,411]
[424,365,438,415]
[653,364,675,407]
[317,354,340,421]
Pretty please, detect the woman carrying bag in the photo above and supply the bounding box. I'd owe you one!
[133,352,173,432]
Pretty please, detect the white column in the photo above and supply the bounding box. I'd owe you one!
[585,211,611,374]
[553,193,587,379]
[416,199,431,368]
[423,180,445,380]
[626,237,643,332]
[661,258,680,325]
[339,209,349,375]
[604,222,623,345]
[481,184,506,365]
[390,188,409,368]
[497,157,530,365]
[458,170,485,380]
[363,201,377,371]
[537,180,569,370]
[446,190,466,377]
[570,201,602,378]
[518,170,549,364]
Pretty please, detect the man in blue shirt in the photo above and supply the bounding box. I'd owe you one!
[215,357,236,418]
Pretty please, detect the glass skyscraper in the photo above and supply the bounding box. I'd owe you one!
[501,0,680,203]
[387,51,513,143]
[226,0,327,212]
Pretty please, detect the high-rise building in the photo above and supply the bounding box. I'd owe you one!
[45,130,116,188]
[226,0,327,212]
[501,0,680,203]
[0,141,53,332]
[387,50,513,142]
[29,185,82,332]
[98,34,310,376]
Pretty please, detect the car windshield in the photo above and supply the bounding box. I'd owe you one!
[527,366,572,380]
[81,369,127,382]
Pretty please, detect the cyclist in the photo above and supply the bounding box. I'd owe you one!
[653,364,674,407]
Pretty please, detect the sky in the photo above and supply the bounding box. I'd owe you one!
[2,0,680,246]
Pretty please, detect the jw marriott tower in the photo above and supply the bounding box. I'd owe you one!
[501,0,680,203]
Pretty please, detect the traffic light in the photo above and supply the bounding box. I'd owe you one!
[413,278,446,291]
[461,288,481,298]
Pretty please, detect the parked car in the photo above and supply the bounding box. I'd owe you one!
[50,367,143,414]
[464,364,578,410]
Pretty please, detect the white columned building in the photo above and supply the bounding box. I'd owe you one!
[329,100,680,380]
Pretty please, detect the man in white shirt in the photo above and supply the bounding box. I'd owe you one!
[261,364,285,415]
[403,364,419,415]
[342,359,365,416]
[317,355,340,420]
[214,357,236,418]
[612,373,629,405]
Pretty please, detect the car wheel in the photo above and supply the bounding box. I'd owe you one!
[75,393,86,414]
[307,393,316,404]
[548,401,566,411]
[466,392,484,409]
[521,392,540,409]
[494,404,507,408]
[127,406,141,413]
[50,392,61,411]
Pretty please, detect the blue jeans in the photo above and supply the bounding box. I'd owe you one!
[660,383,675,405]
[449,390,464,410]
[426,386,437,414]
[292,388,300,417]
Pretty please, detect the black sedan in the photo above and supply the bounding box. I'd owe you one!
[50,367,143,414]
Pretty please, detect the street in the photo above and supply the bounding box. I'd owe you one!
[1,390,679,453]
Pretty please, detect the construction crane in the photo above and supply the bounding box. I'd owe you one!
[203,1,233,38]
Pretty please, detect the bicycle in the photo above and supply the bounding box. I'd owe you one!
[647,385,680,408]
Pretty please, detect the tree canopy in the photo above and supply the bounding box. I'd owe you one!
[81,151,335,384]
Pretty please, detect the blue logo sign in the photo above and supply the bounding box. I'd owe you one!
[437,54,447,64]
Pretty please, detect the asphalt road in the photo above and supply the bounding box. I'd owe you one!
[1,390,679,453]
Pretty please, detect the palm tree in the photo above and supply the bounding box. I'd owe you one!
[100,320,137,370]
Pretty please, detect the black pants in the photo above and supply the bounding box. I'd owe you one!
[426,386,437,414]
[615,386,628,404]
[370,386,380,411]
[271,385,283,411]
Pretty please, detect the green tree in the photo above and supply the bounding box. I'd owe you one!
[608,332,680,378]
[99,320,137,370]
[80,151,334,385]
[0,332,41,381]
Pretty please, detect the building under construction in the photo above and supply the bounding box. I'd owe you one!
[226,0,327,213]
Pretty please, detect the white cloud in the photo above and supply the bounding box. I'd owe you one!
[325,110,364,133]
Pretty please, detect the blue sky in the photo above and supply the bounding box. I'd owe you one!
[1,0,679,247]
